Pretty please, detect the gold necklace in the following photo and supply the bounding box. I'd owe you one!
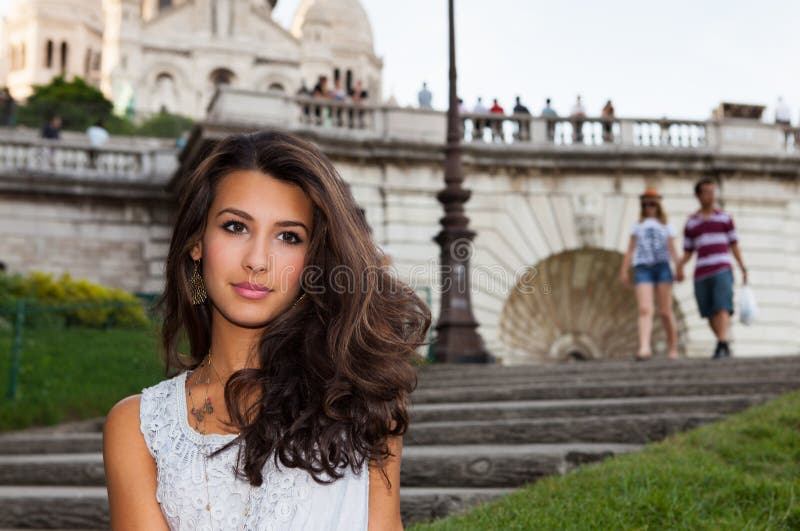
[187,350,255,530]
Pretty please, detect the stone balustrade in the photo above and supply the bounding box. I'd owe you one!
[0,130,177,183]
[205,88,799,155]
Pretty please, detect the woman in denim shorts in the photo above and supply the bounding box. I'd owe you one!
[620,189,681,361]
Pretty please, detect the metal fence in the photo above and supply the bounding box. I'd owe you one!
[0,297,156,399]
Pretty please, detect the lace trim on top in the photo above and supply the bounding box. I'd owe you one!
[139,370,368,531]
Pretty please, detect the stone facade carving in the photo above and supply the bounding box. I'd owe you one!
[0,0,383,119]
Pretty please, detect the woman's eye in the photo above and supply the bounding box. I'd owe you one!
[222,221,247,234]
[279,231,303,244]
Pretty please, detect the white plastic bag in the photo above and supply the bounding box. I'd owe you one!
[739,285,758,326]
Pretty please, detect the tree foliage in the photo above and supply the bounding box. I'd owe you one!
[17,76,112,131]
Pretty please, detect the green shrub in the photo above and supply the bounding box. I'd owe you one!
[16,76,113,131]
[135,111,193,139]
[0,271,149,328]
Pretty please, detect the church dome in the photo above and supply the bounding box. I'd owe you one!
[290,0,374,54]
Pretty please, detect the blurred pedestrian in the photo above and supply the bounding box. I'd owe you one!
[677,178,748,359]
[541,98,558,141]
[348,80,368,128]
[570,95,586,143]
[473,97,488,141]
[0,88,15,127]
[41,114,62,140]
[311,76,330,125]
[512,96,531,141]
[601,99,615,143]
[775,97,791,126]
[489,98,505,141]
[297,80,311,123]
[86,119,109,168]
[418,82,432,109]
[620,189,681,361]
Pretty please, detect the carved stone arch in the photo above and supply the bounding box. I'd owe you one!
[499,248,688,362]
[255,73,293,94]
[138,61,192,91]
[209,67,236,89]
[138,62,192,115]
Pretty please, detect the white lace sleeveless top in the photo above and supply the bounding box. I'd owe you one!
[138,370,369,531]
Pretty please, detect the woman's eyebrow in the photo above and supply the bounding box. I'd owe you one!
[276,220,309,233]
[216,207,253,220]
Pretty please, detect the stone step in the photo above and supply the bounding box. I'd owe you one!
[405,412,721,446]
[417,366,800,389]
[0,390,772,455]
[0,433,102,455]
[417,359,800,385]
[401,443,639,487]
[400,487,514,526]
[412,378,800,404]
[0,485,512,528]
[418,356,800,378]
[0,443,640,489]
[0,454,104,486]
[0,486,108,530]
[410,394,773,423]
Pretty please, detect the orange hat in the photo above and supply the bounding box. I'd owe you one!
[639,189,662,200]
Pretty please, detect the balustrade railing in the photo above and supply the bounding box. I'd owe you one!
[295,96,375,131]
[0,137,175,181]
[203,89,800,154]
[457,113,709,148]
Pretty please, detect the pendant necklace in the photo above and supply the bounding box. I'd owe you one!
[188,350,255,530]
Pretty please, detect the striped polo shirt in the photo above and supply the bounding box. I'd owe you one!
[683,208,737,280]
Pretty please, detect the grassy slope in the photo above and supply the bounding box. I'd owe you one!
[0,322,164,431]
[410,391,800,531]
[2,324,798,529]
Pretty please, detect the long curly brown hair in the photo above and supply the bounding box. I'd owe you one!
[155,131,431,486]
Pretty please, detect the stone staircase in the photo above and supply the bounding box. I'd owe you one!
[1,356,798,529]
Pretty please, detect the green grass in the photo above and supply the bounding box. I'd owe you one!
[2,322,798,529]
[0,321,164,431]
[410,391,800,531]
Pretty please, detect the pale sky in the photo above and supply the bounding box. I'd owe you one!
[2,0,799,122]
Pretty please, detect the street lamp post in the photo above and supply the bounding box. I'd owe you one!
[431,0,489,363]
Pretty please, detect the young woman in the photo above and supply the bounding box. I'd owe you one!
[103,131,431,530]
[620,189,680,361]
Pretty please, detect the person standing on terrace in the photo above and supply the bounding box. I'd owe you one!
[541,98,558,141]
[513,96,531,141]
[489,98,505,141]
[570,95,587,143]
[417,82,432,109]
[601,99,615,143]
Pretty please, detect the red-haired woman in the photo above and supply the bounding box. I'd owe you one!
[103,131,430,530]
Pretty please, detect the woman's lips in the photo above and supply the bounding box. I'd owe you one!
[232,284,272,300]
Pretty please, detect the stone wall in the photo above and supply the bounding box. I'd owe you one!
[328,155,800,362]
[0,194,172,295]
[1,103,798,362]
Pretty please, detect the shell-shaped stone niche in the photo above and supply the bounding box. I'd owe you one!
[499,248,687,362]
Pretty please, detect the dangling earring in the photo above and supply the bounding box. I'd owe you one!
[190,258,208,305]
[292,292,306,309]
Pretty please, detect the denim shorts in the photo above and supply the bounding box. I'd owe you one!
[634,262,673,285]
[694,268,734,318]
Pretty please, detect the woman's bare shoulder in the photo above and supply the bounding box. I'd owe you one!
[103,394,168,529]
[103,395,146,455]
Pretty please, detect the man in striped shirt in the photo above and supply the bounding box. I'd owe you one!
[677,178,748,359]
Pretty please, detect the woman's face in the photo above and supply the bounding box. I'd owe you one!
[191,169,313,328]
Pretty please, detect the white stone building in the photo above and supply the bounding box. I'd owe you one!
[0,0,383,118]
